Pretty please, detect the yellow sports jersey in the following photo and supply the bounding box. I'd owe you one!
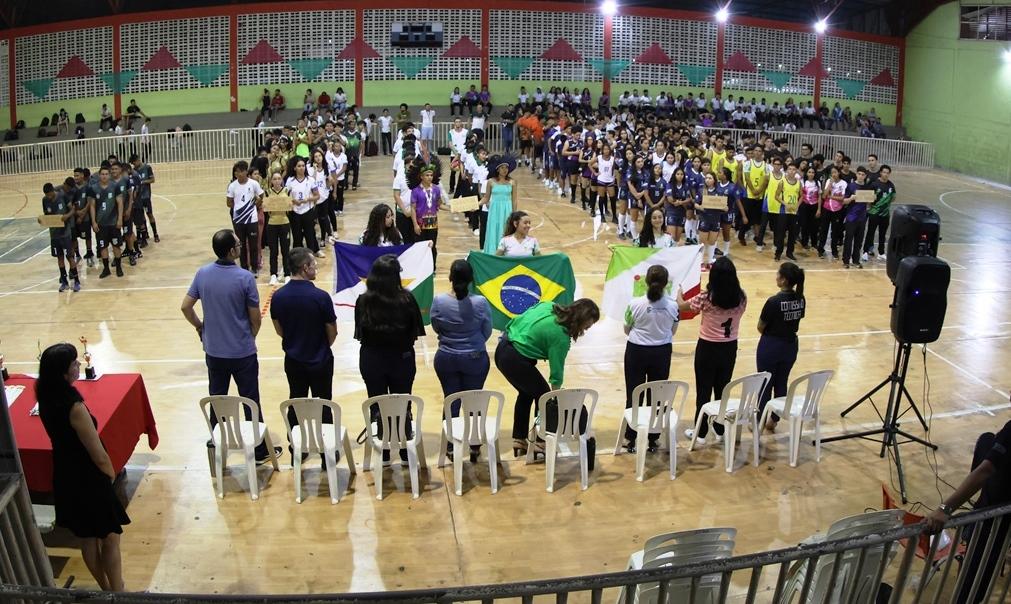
[765,173,786,213]
[722,157,739,183]
[746,161,767,199]
[781,178,801,214]
[710,148,726,170]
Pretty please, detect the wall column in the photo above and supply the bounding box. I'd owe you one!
[355,8,364,107]
[229,13,238,112]
[7,37,15,129]
[813,33,823,110]
[895,39,905,126]
[112,23,122,118]
[603,13,613,96]
[714,21,725,96]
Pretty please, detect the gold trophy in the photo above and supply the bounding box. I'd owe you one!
[79,336,96,380]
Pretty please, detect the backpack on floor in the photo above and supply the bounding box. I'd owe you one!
[39,117,50,128]
[365,140,378,157]
[75,113,86,124]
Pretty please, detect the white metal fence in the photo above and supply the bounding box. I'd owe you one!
[0,122,934,177]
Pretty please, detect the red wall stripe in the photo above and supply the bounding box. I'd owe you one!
[229,13,238,112]
[112,23,121,118]
[480,8,490,90]
[602,13,612,97]
[354,7,364,108]
[714,21,725,96]
[813,34,824,110]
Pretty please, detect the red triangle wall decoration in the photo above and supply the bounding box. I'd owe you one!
[56,56,94,78]
[870,68,895,87]
[634,43,672,66]
[441,35,482,59]
[540,38,582,62]
[241,40,285,65]
[337,37,380,60]
[142,46,182,71]
[798,56,829,78]
[723,51,757,73]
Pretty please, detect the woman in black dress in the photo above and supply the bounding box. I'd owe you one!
[37,343,128,591]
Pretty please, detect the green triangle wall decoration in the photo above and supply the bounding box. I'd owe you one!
[99,71,138,93]
[185,64,229,87]
[288,58,332,81]
[834,78,868,99]
[761,70,792,90]
[587,58,630,79]
[677,65,716,86]
[492,56,535,79]
[389,56,435,79]
[23,79,54,99]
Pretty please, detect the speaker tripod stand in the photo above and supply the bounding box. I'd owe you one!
[821,340,937,503]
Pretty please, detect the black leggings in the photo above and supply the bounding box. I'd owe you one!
[289,209,319,252]
[623,342,672,441]
[818,208,844,256]
[316,198,334,240]
[797,203,819,247]
[693,339,738,438]
[359,346,416,441]
[756,335,798,422]
[264,223,290,277]
[233,222,259,272]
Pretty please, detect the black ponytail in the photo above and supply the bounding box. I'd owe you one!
[449,259,473,301]
[779,262,805,299]
[645,264,669,303]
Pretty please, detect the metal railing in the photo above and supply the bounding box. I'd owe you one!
[0,122,933,177]
[2,502,1009,603]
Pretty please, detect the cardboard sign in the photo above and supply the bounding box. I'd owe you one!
[700,195,728,211]
[855,190,875,203]
[37,215,65,228]
[450,195,480,213]
[262,195,292,213]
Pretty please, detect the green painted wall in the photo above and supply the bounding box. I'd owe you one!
[904,1,1011,184]
[365,80,481,110]
[237,83,355,113]
[127,88,230,117]
[18,95,115,130]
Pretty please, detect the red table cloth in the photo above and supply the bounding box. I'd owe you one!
[6,373,159,493]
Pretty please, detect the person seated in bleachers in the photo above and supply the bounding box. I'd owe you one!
[98,103,114,133]
[270,89,286,120]
[302,89,315,115]
[317,90,331,112]
[333,87,348,113]
[125,99,147,130]
[57,109,70,135]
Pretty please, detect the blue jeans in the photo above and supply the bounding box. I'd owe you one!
[502,125,514,154]
[206,353,267,458]
[434,350,490,416]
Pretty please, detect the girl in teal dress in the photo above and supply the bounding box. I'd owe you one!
[481,155,519,255]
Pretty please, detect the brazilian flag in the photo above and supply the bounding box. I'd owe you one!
[466,251,576,330]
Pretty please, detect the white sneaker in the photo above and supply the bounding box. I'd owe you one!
[284,276,291,284]
[269,274,279,285]
[756,245,764,252]
[472,228,480,236]
[559,189,566,198]
[861,252,869,262]
[878,253,886,261]
[684,428,705,445]
[314,250,325,258]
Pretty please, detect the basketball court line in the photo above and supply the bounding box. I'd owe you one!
[924,346,1011,400]
[0,228,46,259]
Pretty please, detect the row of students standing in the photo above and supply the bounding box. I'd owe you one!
[41,155,160,292]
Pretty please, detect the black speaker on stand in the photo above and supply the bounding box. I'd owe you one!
[822,205,948,503]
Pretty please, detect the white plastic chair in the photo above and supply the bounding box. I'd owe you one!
[688,372,771,473]
[527,388,598,492]
[620,528,737,604]
[759,370,834,467]
[437,390,506,495]
[200,395,279,500]
[613,380,690,481]
[780,509,904,604]
[279,398,356,504]
[361,394,427,499]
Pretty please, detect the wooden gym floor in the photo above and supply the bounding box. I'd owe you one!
[0,156,1009,597]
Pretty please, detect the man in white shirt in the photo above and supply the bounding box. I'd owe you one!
[471,104,487,143]
[618,92,631,108]
[419,103,435,149]
[639,89,652,108]
[378,109,393,155]
[723,97,736,118]
[696,93,707,117]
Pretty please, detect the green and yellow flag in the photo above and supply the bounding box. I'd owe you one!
[466,251,576,330]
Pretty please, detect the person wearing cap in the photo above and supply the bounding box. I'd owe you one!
[481,155,519,255]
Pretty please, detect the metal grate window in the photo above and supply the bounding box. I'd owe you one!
[723,24,815,95]
[960,5,1011,40]
[364,9,481,81]
[121,17,229,93]
[612,15,716,88]
[237,11,355,85]
[15,28,112,105]
[0,39,7,108]
[489,10,603,81]
[822,36,899,104]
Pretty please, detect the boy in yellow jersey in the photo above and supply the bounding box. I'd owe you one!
[772,162,801,261]
[761,157,786,257]
[741,146,769,248]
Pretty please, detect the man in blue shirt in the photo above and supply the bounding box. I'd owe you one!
[181,229,279,463]
[270,247,338,457]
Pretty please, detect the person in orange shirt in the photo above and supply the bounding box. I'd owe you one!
[529,117,544,174]
[516,111,538,169]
